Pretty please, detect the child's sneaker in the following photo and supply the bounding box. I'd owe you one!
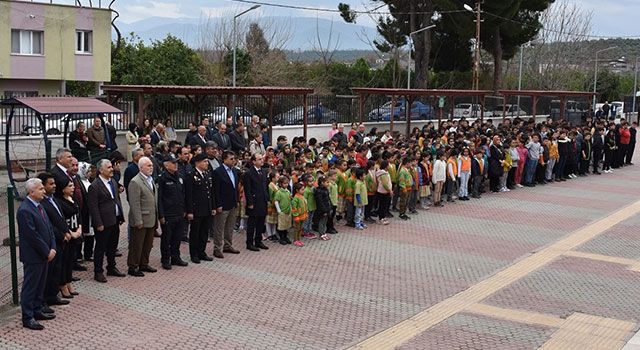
[293,240,305,247]
[355,224,364,230]
[303,232,318,239]
[320,234,331,241]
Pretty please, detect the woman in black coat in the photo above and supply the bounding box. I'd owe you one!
[55,177,82,298]
[488,135,505,193]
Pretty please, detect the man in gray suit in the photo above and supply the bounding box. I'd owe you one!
[126,157,158,277]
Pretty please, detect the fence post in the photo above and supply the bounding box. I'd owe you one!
[7,185,19,306]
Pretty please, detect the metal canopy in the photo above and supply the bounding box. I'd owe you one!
[1,96,123,115]
[1,97,123,197]
[102,85,314,96]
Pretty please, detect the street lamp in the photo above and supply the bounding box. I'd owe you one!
[592,46,617,113]
[464,2,481,90]
[233,4,261,87]
[407,24,436,90]
[517,40,539,108]
[632,57,640,122]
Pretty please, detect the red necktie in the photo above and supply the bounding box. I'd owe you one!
[37,205,46,221]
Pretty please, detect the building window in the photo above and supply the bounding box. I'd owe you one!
[76,30,92,53]
[10,30,44,55]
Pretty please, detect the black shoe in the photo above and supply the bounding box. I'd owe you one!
[223,247,240,254]
[328,229,338,234]
[171,258,189,267]
[71,276,81,282]
[246,245,260,252]
[47,297,70,306]
[279,239,288,245]
[84,257,94,262]
[114,251,123,257]
[284,237,292,244]
[212,251,224,259]
[23,319,44,330]
[41,305,55,314]
[191,257,201,264]
[72,263,87,271]
[256,242,269,250]
[399,214,410,220]
[162,263,172,270]
[139,265,157,273]
[34,312,55,321]
[106,268,126,277]
[345,223,355,228]
[94,273,107,283]
[594,172,602,175]
[268,236,279,241]
[201,254,215,261]
[387,213,394,218]
[128,268,145,277]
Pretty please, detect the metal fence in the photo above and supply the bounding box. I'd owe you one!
[0,186,19,309]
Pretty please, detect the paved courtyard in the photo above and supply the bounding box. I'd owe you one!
[1,161,640,349]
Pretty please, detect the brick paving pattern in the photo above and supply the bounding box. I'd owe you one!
[1,159,640,348]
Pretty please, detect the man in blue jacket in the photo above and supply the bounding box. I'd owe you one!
[17,178,57,330]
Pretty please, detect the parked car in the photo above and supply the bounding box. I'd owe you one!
[491,104,527,117]
[202,106,253,125]
[273,106,339,125]
[453,103,486,119]
[376,101,434,121]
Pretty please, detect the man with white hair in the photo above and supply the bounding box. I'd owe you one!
[126,156,158,277]
[17,178,57,330]
[88,159,125,283]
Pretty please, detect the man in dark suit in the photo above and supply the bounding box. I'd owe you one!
[185,153,215,263]
[229,123,247,154]
[87,159,126,283]
[17,178,57,330]
[212,151,240,258]
[190,126,209,149]
[471,149,487,198]
[243,154,270,252]
[36,173,70,307]
[211,124,232,151]
[149,123,164,146]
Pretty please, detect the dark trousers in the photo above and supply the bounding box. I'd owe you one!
[246,215,265,247]
[618,144,629,167]
[93,225,120,274]
[189,215,211,259]
[345,201,355,225]
[60,240,74,285]
[604,150,614,170]
[327,205,337,231]
[377,193,391,219]
[83,235,94,260]
[555,156,567,178]
[489,175,500,192]
[398,190,409,215]
[507,167,516,188]
[44,240,63,302]
[626,143,635,164]
[365,194,377,218]
[21,262,48,322]
[127,226,155,270]
[472,175,483,197]
[160,217,185,263]
[579,158,590,175]
[593,149,603,172]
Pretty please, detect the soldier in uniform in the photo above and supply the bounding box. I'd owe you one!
[157,154,189,270]
[185,153,215,264]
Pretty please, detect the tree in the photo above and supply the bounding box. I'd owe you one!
[339,1,436,89]
[111,34,204,86]
[476,0,554,90]
[245,23,270,61]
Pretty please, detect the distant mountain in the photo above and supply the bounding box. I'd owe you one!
[114,16,379,51]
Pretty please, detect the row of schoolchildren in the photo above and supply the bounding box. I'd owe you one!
[260,122,635,245]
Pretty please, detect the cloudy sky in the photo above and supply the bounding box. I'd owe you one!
[54,0,639,38]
